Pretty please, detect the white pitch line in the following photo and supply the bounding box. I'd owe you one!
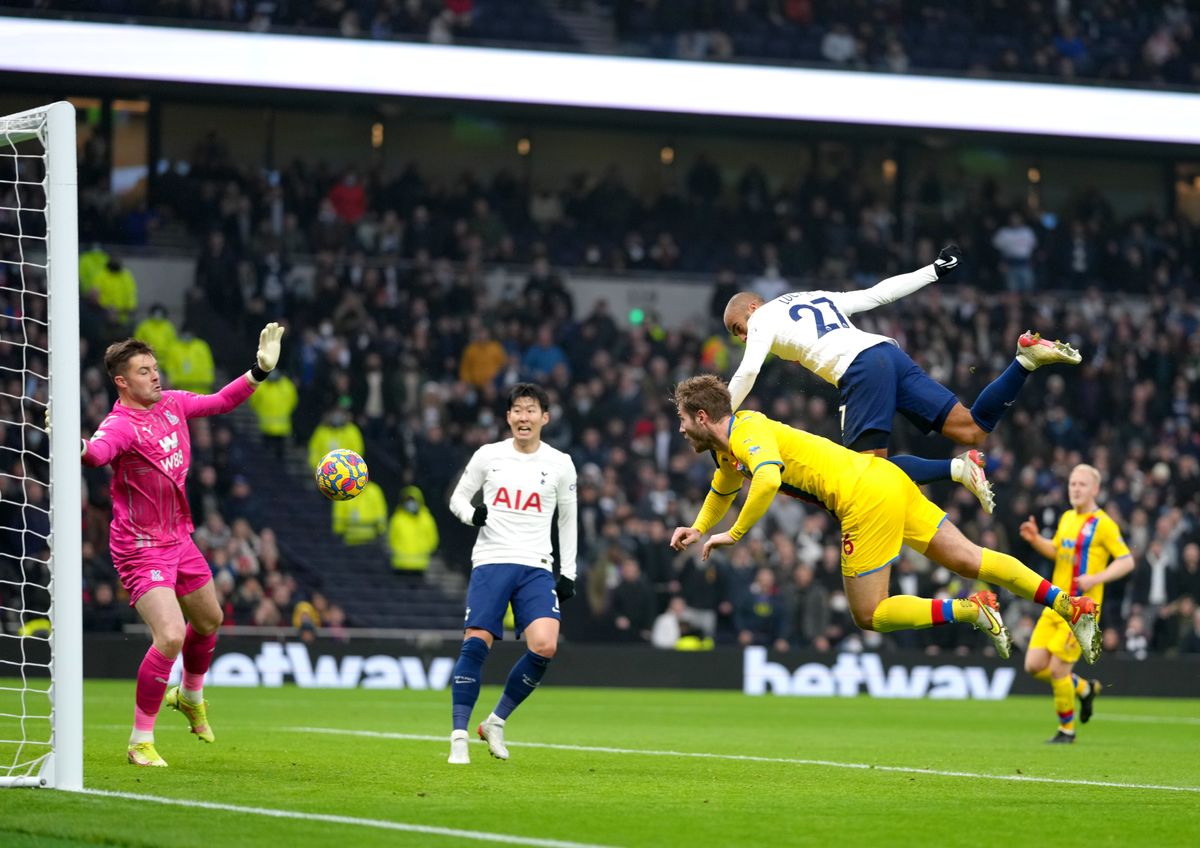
[285,726,1200,794]
[72,788,619,848]
[1101,714,1200,726]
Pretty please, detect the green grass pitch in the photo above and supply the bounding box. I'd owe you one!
[1,681,1198,847]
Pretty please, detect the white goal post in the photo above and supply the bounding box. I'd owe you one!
[0,101,81,789]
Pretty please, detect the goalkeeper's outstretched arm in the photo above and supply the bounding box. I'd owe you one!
[177,323,286,418]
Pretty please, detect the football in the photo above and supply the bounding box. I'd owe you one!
[315,448,369,500]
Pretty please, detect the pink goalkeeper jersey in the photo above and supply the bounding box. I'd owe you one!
[82,376,256,550]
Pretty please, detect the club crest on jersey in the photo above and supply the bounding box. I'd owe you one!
[492,487,542,512]
[164,410,179,425]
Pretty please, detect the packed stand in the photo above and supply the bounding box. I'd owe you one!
[63,117,1200,652]
[108,134,1197,657]
[5,0,1198,87]
[614,0,1199,87]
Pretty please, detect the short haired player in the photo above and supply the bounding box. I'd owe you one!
[668,375,1101,663]
[722,246,1081,514]
[81,323,285,766]
[447,383,578,764]
[1019,464,1134,743]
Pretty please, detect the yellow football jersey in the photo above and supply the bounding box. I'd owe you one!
[708,410,874,516]
[1050,508,1130,605]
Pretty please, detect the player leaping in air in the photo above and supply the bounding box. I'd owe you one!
[81,323,285,767]
[722,246,1081,514]
[447,383,578,765]
[668,375,1101,664]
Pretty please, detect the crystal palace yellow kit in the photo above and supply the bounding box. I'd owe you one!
[693,411,946,576]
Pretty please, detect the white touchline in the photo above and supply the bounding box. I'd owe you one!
[71,788,619,848]
[284,727,1200,794]
[1102,714,1200,726]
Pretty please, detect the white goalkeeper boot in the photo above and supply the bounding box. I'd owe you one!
[448,729,470,765]
[478,713,509,761]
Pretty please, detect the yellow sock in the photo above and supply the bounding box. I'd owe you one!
[1031,668,1052,684]
[979,549,1073,617]
[1073,674,1091,698]
[1051,674,1075,733]
[871,596,978,632]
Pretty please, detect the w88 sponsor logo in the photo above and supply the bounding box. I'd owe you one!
[160,450,184,473]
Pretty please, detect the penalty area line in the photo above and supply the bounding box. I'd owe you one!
[72,788,620,848]
[285,726,1200,795]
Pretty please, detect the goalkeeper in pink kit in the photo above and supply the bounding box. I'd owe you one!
[81,323,285,767]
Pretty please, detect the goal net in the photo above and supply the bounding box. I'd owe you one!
[0,102,81,789]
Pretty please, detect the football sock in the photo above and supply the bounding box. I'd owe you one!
[451,637,489,732]
[970,361,1030,431]
[181,623,217,701]
[494,650,551,719]
[1031,668,1052,684]
[1052,674,1076,733]
[132,645,175,737]
[978,549,1070,616]
[1073,673,1091,698]
[870,596,978,632]
[888,455,952,485]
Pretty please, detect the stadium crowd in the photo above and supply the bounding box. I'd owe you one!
[55,119,1200,658]
[4,0,1197,87]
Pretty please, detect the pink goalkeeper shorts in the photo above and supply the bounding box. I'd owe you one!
[110,538,213,607]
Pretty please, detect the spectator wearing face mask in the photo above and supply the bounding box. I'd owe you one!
[307,397,365,470]
[388,485,439,574]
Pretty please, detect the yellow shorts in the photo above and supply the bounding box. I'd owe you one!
[839,457,947,577]
[1028,607,1082,663]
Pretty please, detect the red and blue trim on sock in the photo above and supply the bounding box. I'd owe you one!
[1034,579,1062,608]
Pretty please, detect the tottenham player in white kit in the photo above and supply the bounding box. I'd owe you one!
[722,246,1081,513]
[446,383,578,764]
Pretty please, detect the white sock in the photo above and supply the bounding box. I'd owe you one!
[181,687,203,704]
[950,456,966,482]
[129,729,154,744]
[451,729,468,740]
[487,712,505,726]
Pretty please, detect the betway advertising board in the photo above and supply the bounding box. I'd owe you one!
[71,636,1200,698]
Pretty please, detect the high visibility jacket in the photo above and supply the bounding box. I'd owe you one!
[332,481,387,545]
[248,376,298,437]
[388,486,439,571]
[165,337,215,393]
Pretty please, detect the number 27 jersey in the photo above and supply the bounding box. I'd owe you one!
[745,290,895,386]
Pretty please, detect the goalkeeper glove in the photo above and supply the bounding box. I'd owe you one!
[933,244,961,278]
[555,575,575,603]
[250,322,285,383]
[471,504,488,527]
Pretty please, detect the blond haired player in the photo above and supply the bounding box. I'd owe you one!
[668,375,1101,661]
[1020,464,1134,743]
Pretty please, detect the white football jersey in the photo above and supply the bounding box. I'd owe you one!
[449,438,578,578]
[728,265,939,411]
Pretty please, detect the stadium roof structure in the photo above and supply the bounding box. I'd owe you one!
[3,17,1199,145]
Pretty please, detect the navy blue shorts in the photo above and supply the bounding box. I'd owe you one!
[837,342,958,448]
[463,563,560,639]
